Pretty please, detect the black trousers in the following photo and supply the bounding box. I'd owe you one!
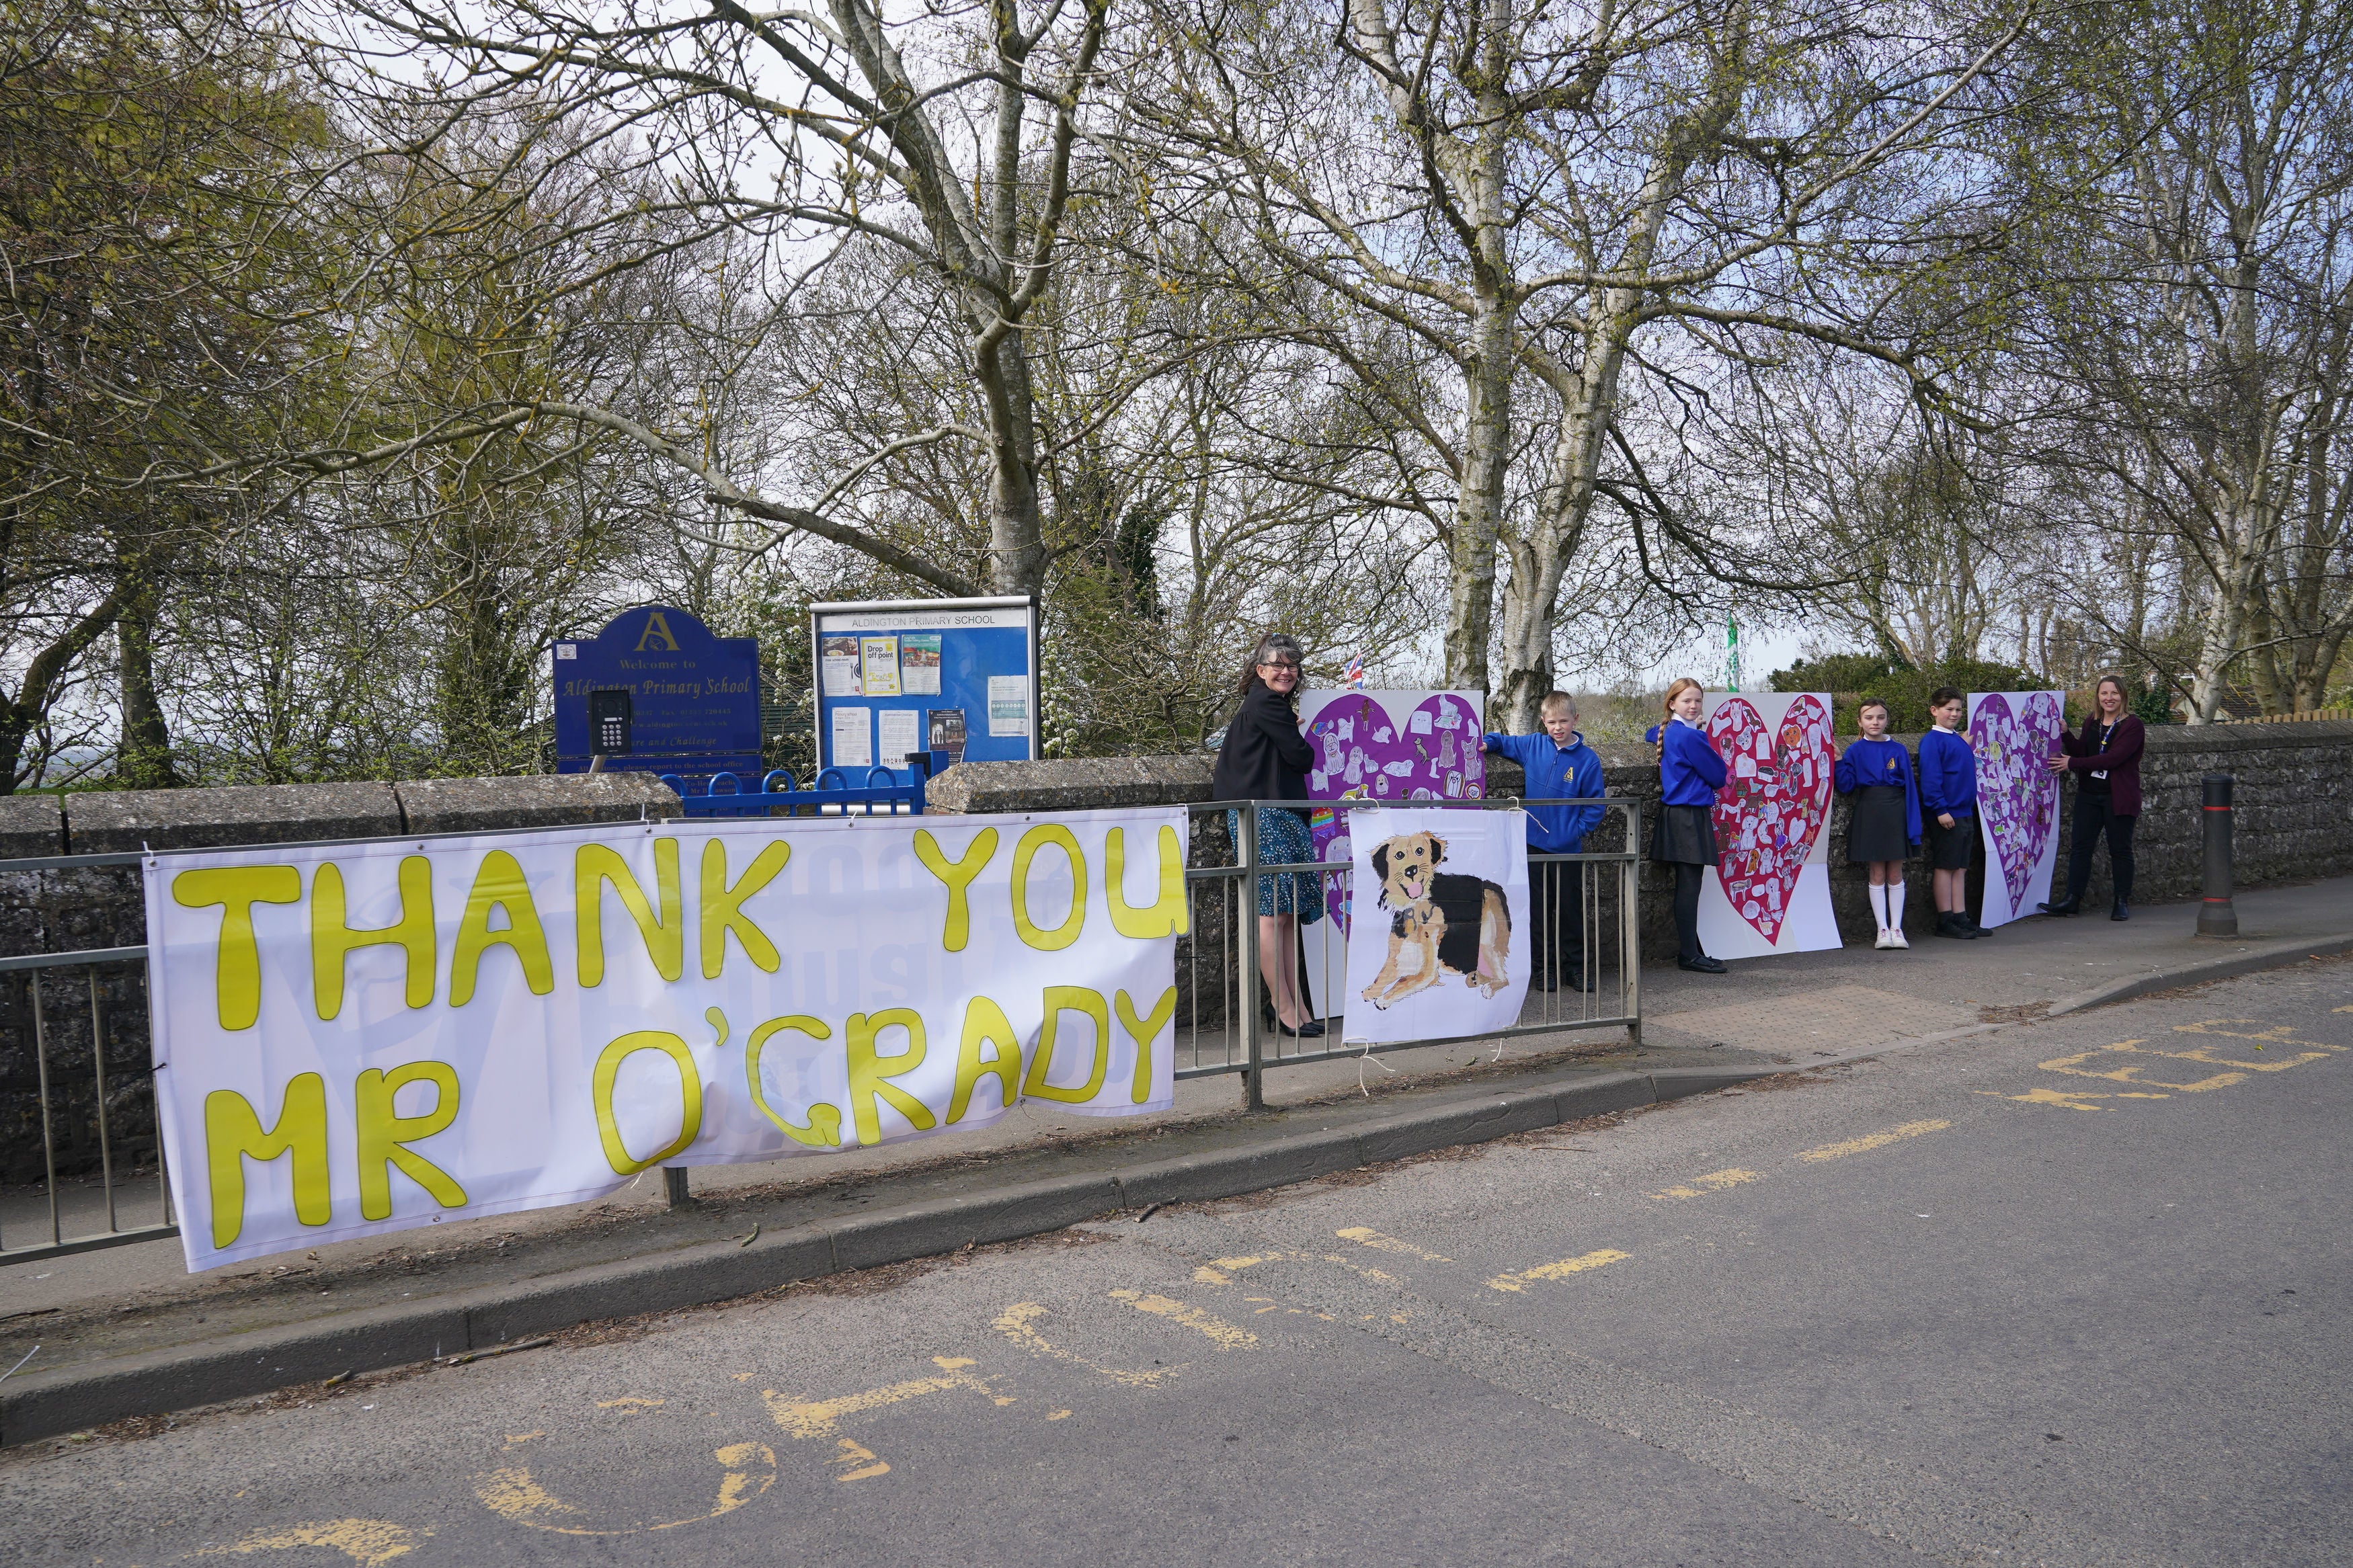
[1673,862,1706,962]
[2064,793,2137,904]
[1527,855,1587,982]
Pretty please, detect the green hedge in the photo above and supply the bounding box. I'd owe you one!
[1769,654,2055,735]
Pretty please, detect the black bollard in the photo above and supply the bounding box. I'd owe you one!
[2196,773,2238,938]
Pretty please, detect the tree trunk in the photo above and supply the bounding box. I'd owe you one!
[116,579,180,788]
[1445,307,1515,695]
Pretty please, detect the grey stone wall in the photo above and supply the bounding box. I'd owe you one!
[1,774,680,1184]
[924,720,2353,964]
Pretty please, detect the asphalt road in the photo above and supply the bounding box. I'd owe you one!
[8,959,2351,1567]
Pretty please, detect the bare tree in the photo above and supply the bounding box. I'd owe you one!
[1142,0,2026,724]
[2025,0,2353,719]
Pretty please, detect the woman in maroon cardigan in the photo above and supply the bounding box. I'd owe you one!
[2038,674,2145,920]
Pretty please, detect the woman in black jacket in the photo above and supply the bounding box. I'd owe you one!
[1210,632,1325,1037]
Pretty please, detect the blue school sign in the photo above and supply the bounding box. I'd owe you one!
[552,605,761,784]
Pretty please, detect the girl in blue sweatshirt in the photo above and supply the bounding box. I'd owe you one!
[1835,697,1923,948]
[1650,677,1729,973]
[1916,686,1983,939]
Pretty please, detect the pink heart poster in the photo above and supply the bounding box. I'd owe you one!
[1966,690,2063,927]
[1695,691,1842,958]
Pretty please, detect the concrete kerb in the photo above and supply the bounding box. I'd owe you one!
[0,1065,1734,1446]
[2042,930,2353,1016]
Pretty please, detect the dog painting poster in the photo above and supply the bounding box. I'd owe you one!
[1295,689,1484,1017]
[1698,690,1841,960]
[1341,809,1529,1044]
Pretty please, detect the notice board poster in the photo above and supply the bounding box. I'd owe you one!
[811,597,1039,775]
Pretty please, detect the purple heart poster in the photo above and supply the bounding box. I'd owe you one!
[1966,690,2064,927]
[1298,690,1486,938]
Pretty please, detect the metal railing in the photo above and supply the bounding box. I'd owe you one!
[0,794,1642,1264]
[657,764,931,817]
[1173,797,1643,1110]
[1,908,174,1264]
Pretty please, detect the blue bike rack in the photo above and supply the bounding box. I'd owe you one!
[658,761,930,819]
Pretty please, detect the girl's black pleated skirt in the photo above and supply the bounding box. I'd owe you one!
[1846,784,1912,863]
[1650,804,1717,866]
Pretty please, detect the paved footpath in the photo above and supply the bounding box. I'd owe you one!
[7,956,2350,1565]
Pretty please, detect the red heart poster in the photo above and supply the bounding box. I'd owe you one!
[1695,691,1842,958]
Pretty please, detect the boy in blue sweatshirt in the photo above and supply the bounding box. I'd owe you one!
[1917,686,1985,939]
[1484,692,1607,991]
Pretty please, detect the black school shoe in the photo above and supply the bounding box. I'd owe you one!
[2038,897,2081,916]
[1936,912,1970,939]
[1677,956,1728,974]
[1533,972,1559,993]
[2111,901,2130,921]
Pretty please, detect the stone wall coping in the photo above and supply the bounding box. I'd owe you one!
[930,722,2353,817]
[0,794,65,858]
[4,774,684,860]
[65,781,403,856]
[395,773,682,837]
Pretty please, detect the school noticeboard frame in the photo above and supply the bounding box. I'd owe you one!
[811,596,1040,775]
[553,604,763,784]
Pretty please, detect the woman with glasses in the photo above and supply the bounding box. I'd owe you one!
[2038,673,2146,921]
[1210,632,1325,1037]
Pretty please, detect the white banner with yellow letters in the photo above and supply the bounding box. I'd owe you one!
[145,809,1186,1272]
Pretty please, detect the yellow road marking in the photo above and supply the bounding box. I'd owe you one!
[1651,1168,1759,1199]
[1108,1290,1258,1350]
[831,1437,889,1482]
[502,1431,543,1450]
[1976,1087,2109,1110]
[1796,1120,1950,1162]
[475,1470,575,1526]
[2039,1045,2244,1092]
[1486,1249,1628,1292]
[1334,1227,1453,1262]
[194,1522,425,1566]
[713,1444,775,1508]
[1047,1409,1072,1420]
[994,1302,1176,1385]
[762,1357,998,1439]
[2173,1018,2346,1049]
[475,1443,776,1536]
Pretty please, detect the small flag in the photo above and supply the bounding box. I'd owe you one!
[1343,655,1365,689]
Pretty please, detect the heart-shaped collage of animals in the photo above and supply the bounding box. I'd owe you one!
[1968,692,2063,911]
[1704,696,1834,946]
[1303,692,1484,932]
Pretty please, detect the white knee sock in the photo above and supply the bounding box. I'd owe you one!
[1873,883,1890,930]
[1887,880,1907,930]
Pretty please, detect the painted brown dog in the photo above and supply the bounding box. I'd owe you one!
[1360,830,1513,1008]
